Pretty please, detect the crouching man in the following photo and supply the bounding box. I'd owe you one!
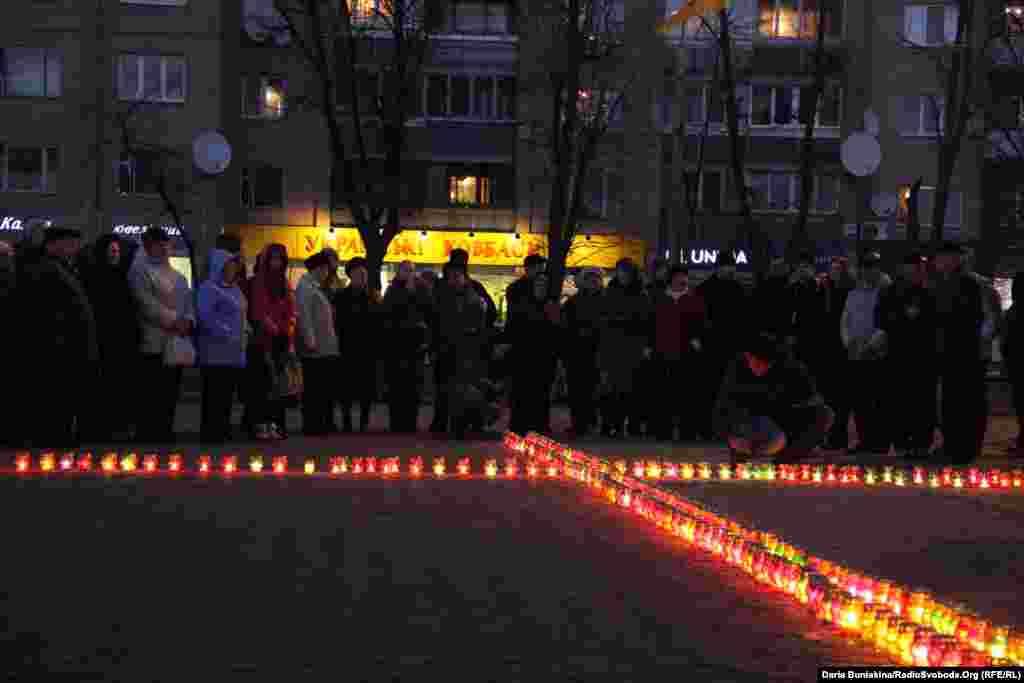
[713,332,834,464]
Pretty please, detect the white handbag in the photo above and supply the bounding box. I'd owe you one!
[163,335,197,367]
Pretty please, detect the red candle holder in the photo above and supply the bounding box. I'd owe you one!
[168,454,183,473]
[272,456,287,474]
[222,456,238,474]
[408,457,422,476]
[15,452,30,472]
[968,468,981,486]
[143,454,159,473]
[663,462,678,479]
[329,457,346,474]
[78,453,93,471]
[198,456,211,474]
[504,457,518,477]
[432,457,446,476]
[365,457,377,474]
[457,458,471,476]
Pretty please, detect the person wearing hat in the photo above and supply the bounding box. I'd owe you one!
[598,257,651,438]
[331,256,382,433]
[877,252,938,459]
[839,249,891,455]
[21,225,99,447]
[128,226,195,444]
[932,241,986,465]
[713,332,834,464]
[562,266,605,438]
[295,249,340,436]
[382,260,432,433]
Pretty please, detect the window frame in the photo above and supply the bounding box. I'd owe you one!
[417,72,516,122]
[900,94,946,136]
[242,74,287,119]
[441,0,515,35]
[904,3,958,47]
[1,143,60,194]
[115,152,162,197]
[117,53,188,103]
[0,47,63,98]
[447,168,492,208]
[746,170,839,213]
[240,165,286,209]
[685,84,724,128]
[757,0,844,40]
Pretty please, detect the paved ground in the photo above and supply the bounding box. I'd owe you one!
[0,475,888,681]
[666,482,1024,631]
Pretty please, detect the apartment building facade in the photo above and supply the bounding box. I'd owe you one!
[0,0,231,285]
[653,0,1009,274]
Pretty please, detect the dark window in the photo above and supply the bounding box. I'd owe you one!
[116,152,161,195]
[474,76,494,119]
[359,70,379,114]
[449,0,512,34]
[241,166,284,208]
[1,144,59,193]
[497,77,516,119]
[427,74,447,117]
[773,87,795,124]
[0,47,62,97]
[451,75,470,116]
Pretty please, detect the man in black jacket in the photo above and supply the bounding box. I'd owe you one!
[562,267,604,438]
[695,253,747,438]
[878,253,937,459]
[714,333,834,464]
[505,253,546,334]
[932,242,987,465]
[333,256,380,432]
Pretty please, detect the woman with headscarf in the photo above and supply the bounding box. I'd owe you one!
[382,260,431,432]
[247,243,296,440]
[598,258,652,438]
[81,234,140,442]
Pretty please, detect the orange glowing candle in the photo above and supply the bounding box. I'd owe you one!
[547,463,558,477]
[504,457,518,477]
[120,453,137,472]
[59,453,74,471]
[39,453,55,472]
[527,462,538,477]
[329,457,346,474]
[485,459,498,478]
[632,461,645,478]
[614,459,626,474]
[78,453,93,471]
[101,453,118,472]
[222,456,237,474]
[912,467,924,485]
[457,458,471,476]
[250,456,264,473]
[433,457,446,476]
[198,456,211,473]
[718,463,731,480]
[143,454,159,472]
[698,462,711,479]
[408,457,422,476]
[304,459,316,475]
[272,456,287,474]
[15,452,30,472]
[168,454,182,472]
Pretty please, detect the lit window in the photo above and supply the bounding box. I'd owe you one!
[243,75,286,118]
[448,175,490,206]
[759,0,843,39]
[904,4,958,46]
[117,54,187,102]
[349,0,378,24]
[1,144,59,193]
[0,48,62,98]
[1008,2,1024,33]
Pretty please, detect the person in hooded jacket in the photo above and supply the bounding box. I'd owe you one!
[598,258,651,438]
[562,267,604,438]
[197,248,249,444]
[508,271,561,435]
[383,260,431,433]
[333,256,382,433]
[80,235,140,442]
[247,243,296,441]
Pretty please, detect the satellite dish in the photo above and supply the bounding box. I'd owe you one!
[244,1,290,45]
[841,133,881,177]
[863,109,880,136]
[870,192,900,218]
[192,131,232,176]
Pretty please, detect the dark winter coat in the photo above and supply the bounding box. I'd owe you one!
[333,285,382,358]
[599,275,651,393]
[24,253,99,369]
[382,279,431,357]
[436,283,488,386]
[649,289,706,360]
[932,270,985,360]
[695,274,747,355]
[878,278,937,360]
[83,235,140,363]
[753,274,792,337]
[562,289,604,358]
[713,353,818,438]
[821,275,855,357]
[788,278,828,361]
[508,293,561,361]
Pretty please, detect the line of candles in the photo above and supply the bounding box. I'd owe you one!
[505,432,1024,668]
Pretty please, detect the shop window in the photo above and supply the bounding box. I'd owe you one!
[242,75,287,119]
[759,0,843,39]
[117,54,187,103]
[904,4,958,46]
[701,170,723,212]
[474,76,494,119]
[448,171,491,207]
[0,47,62,98]
[426,74,448,117]
[116,151,162,195]
[580,168,624,218]
[241,166,284,209]
[1,144,59,193]
[576,88,623,127]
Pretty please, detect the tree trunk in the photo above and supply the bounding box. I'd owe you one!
[792,4,827,260]
[717,9,760,276]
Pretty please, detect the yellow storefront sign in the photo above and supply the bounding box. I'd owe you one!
[233,226,646,270]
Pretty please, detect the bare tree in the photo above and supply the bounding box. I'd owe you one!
[521,0,634,298]
[266,0,430,288]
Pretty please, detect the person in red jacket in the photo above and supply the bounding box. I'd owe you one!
[647,264,707,441]
[247,243,296,440]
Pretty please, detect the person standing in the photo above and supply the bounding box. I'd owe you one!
[504,254,546,335]
[695,253,747,439]
[23,226,99,447]
[840,250,891,455]
[877,253,938,459]
[333,257,381,433]
[598,258,651,438]
[81,235,139,442]
[787,252,828,373]
[128,227,194,444]
[383,260,431,433]
[648,265,706,441]
[295,250,340,436]
[562,267,604,438]
[754,255,793,339]
[508,272,561,435]
[932,241,987,465]
[247,243,296,441]
[1000,274,1024,453]
[820,256,856,449]
[197,248,248,444]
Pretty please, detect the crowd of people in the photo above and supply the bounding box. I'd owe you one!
[0,222,1015,467]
